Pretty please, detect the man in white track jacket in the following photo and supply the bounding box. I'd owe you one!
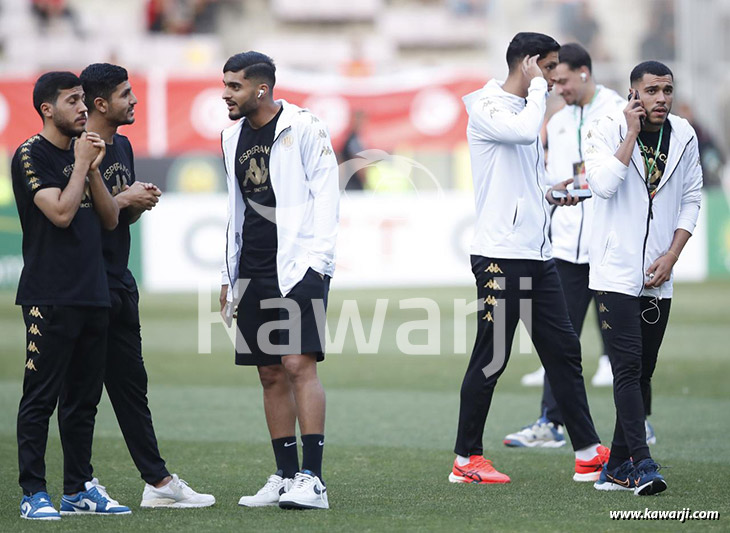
[451,33,608,486]
[505,43,626,449]
[219,51,339,510]
[583,60,702,496]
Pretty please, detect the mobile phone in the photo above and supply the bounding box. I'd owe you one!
[552,189,592,200]
[628,89,645,126]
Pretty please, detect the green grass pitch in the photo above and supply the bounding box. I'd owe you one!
[0,282,728,531]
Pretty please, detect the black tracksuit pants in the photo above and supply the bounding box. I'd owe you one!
[101,288,170,485]
[541,259,606,425]
[454,256,600,456]
[594,291,670,466]
[17,305,108,495]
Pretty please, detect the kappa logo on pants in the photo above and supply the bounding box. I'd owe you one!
[28,306,43,319]
[601,320,612,331]
[485,263,503,274]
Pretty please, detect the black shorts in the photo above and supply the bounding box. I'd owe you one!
[235,268,330,366]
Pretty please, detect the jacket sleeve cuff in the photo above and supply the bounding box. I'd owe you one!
[676,206,700,235]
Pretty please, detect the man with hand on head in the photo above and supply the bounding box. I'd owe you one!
[452,33,608,486]
[504,43,629,449]
[12,71,125,520]
[583,61,702,495]
[80,62,215,509]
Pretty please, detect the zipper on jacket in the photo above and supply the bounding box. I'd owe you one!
[639,194,652,296]
[535,142,547,258]
[575,202,585,262]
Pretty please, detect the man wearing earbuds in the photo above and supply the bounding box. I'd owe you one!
[583,61,702,495]
[452,33,608,486]
[219,51,339,509]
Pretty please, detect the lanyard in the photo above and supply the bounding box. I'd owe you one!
[637,124,665,196]
[576,87,600,159]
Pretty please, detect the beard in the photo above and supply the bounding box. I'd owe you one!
[54,114,85,138]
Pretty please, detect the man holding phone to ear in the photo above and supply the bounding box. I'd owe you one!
[583,61,702,495]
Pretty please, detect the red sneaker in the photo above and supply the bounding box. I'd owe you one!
[574,445,610,482]
[449,456,511,484]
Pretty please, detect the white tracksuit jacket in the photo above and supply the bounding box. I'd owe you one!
[463,77,553,260]
[583,112,703,298]
[220,100,339,308]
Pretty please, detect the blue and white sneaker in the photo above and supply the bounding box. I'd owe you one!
[645,419,657,445]
[503,416,566,448]
[278,470,328,510]
[632,458,667,496]
[20,491,61,520]
[61,479,131,515]
[594,459,634,491]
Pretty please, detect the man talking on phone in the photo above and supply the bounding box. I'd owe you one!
[583,61,702,495]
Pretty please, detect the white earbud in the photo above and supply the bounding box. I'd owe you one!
[580,72,587,82]
[258,89,264,98]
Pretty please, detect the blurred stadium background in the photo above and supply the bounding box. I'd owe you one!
[0,0,729,530]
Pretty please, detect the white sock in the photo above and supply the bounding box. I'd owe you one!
[575,444,600,461]
[456,455,471,466]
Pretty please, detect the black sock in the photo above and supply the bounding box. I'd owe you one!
[301,434,324,479]
[607,443,631,471]
[271,437,299,478]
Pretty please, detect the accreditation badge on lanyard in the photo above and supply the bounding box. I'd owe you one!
[572,160,588,190]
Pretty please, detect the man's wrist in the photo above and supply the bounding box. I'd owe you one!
[666,249,680,262]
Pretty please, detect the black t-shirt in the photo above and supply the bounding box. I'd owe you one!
[11,134,110,306]
[235,107,283,278]
[638,119,672,195]
[99,134,137,292]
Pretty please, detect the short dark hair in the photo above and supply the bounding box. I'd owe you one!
[558,42,592,73]
[630,61,674,85]
[32,71,82,118]
[223,51,276,89]
[80,63,129,113]
[506,32,560,71]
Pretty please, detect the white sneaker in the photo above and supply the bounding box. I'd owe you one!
[520,366,545,386]
[238,471,293,507]
[591,355,613,387]
[503,417,566,448]
[140,474,215,508]
[278,470,328,510]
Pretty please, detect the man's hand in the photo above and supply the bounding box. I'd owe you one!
[219,284,229,314]
[522,55,543,80]
[74,132,102,168]
[119,181,161,210]
[624,89,646,137]
[546,178,580,206]
[645,253,677,288]
[86,132,106,172]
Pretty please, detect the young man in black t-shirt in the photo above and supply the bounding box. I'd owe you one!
[80,63,215,508]
[220,52,339,510]
[12,71,127,519]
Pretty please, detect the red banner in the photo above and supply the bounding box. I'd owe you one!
[1,70,487,157]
